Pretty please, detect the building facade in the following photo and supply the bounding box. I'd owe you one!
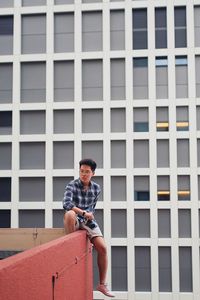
[0,0,200,298]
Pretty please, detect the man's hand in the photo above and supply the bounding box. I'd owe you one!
[84,211,94,220]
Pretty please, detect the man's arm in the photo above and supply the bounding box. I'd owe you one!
[63,183,94,220]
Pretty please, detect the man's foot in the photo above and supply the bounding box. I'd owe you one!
[97,283,115,297]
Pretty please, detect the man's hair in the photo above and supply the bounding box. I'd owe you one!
[79,158,97,172]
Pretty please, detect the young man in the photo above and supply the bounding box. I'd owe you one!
[63,158,115,298]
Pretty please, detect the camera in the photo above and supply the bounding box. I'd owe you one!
[85,219,97,229]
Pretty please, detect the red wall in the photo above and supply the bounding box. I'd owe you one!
[0,231,93,300]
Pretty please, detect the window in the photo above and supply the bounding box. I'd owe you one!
[111,108,126,132]
[176,106,189,131]
[82,109,103,133]
[174,6,187,48]
[158,247,172,292]
[156,57,168,99]
[194,6,200,47]
[20,110,45,134]
[54,61,74,102]
[156,107,169,131]
[134,176,150,201]
[21,14,46,54]
[0,111,12,134]
[53,141,74,169]
[133,58,148,99]
[21,62,46,103]
[195,56,200,97]
[178,209,191,238]
[82,11,102,51]
[111,140,126,168]
[177,139,190,167]
[158,209,171,238]
[19,177,45,202]
[111,209,127,237]
[179,247,193,292]
[22,0,46,6]
[0,178,11,202]
[135,246,151,291]
[198,139,200,167]
[0,16,13,55]
[0,210,11,228]
[0,143,12,170]
[134,140,149,168]
[197,107,200,130]
[157,176,170,201]
[55,0,73,4]
[54,13,74,53]
[82,60,103,101]
[53,210,64,227]
[112,247,127,291]
[178,175,190,201]
[53,177,73,202]
[20,142,45,169]
[110,58,125,100]
[0,63,13,103]
[134,209,150,237]
[157,140,169,168]
[0,0,13,7]
[19,210,45,228]
[155,7,167,48]
[133,9,147,49]
[82,141,103,168]
[53,109,74,133]
[175,56,188,98]
[110,10,125,50]
[133,107,149,132]
[111,176,126,201]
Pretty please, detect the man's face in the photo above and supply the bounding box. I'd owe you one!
[79,164,94,185]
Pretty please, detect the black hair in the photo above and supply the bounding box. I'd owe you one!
[79,158,97,172]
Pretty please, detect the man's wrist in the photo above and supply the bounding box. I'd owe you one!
[82,211,86,217]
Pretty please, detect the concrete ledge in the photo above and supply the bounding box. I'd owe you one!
[0,228,65,251]
[0,231,93,300]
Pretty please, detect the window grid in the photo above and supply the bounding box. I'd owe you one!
[0,0,200,299]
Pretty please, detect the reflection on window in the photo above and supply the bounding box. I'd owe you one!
[176,121,189,131]
[178,190,190,201]
[157,191,170,201]
[156,122,169,131]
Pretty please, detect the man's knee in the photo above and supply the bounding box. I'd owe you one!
[64,210,76,222]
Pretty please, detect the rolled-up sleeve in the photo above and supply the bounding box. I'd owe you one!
[63,183,75,211]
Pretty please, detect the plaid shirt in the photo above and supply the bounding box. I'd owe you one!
[63,178,101,219]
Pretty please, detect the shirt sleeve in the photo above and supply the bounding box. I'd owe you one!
[63,183,75,211]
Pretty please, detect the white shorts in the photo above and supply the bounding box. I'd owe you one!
[76,219,103,240]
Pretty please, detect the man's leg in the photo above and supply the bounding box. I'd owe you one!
[92,236,115,297]
[92,236,108,284]
[63,210,77,234]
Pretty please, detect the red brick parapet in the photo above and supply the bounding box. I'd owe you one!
[0,230,93,300]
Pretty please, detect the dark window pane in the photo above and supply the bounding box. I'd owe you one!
[134,122,149,132]
[0,178,11,202]
[133,57,148,67]
[174,7,186,27]
[0,111,12,127]
[0,210,11,227]
[0,16,13,35]
[133,9,147,28]
[155,8,167,27]
[135,191,150,201]
[133,9,147,50]
[155,30,167,48]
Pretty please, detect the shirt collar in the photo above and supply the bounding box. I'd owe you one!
[78,178,92,188]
